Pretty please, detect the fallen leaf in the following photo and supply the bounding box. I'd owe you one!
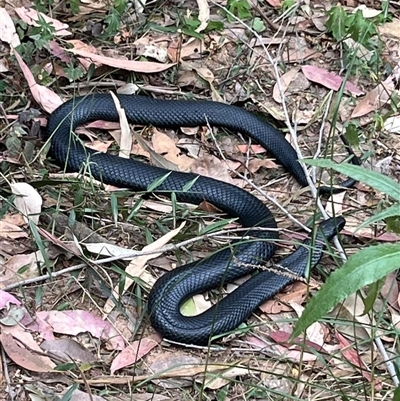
[0,8,20,47]
[68,47,175,73]
[0,290,21,308]
[15,7,71,36]
[272,67,300,103]
[110,334,162,374]
[196,0,210,33]
[103,222,186,314]
[36,310,125,350]
[1,329,55,373]
[152,130,194,171]
[11,183,42,225]
[377,19,400,40]
[0,220,27,239]
[0,251,45,289]
[40,338,97,363]
[301,65,364,96]
[13,50,63,113]
[351,75,395,118]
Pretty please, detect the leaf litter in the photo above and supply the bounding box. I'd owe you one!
[1,1,400,400]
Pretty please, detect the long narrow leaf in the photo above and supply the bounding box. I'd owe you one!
[302,159,400,200]
[356,204,400,231]
[293,244,400,337]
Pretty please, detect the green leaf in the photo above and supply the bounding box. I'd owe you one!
[326,5,348,41]
[386,215,400,234]
[344,122,360,147]
[356,204,400,232]
[252,17,265,33]
[302,159,400,200]
[147,172,172,192]
[293,243,400,337]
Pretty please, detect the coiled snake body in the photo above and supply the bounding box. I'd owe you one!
[46,94,347,345]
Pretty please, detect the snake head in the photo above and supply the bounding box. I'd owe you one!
[318,217,346,240]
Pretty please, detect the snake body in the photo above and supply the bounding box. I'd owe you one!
[46,94,346,345]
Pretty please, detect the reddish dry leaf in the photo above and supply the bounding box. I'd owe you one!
[68,47,175,73]
[0,252,44,289]
[260,282,310,314]
[48,40,71,63]
[40,338,97,363]
[152,130,193,171]
[336,332,381,389]
[247,158,279,173]
[110,333,162,374]
[0,8,20,47]
[0,331,54,373]
[351,75,395,118]
[36,310,125,350]
[380,272,400,312]
[236,144,266,154]
[0,220,27,239]
[13,50,63,113]
[191,154,240,185]
[301,65,364,96]
[15,7,71,37]
[0,290,21,308]
[272,68,300,103]
[269,331,328,354]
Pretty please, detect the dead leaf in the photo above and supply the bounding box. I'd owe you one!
[35,310,125,350]
[15,7,71,36]
[336,332,381,389]
[11,183,42,225]
[0,251,45,289]
[191,154,238,185]
[378,19,400,40]
[110,92,132,158]
[351,75,396,118]
[1,329,55,373]
[152,130,194,171]
[110,334,162,374]
[0,290,21,308]
[247,158,279,173]
[103,222,186,314]
[68,47,175,73]
[196,0,210,33]
[272,68,300,103]
[0,8,20,47]
[301,65,364,96]
[13,50,63,113]
[0,219,27,239]
[40,338,97,363]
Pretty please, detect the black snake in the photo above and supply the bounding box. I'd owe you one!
[45,94,351,345]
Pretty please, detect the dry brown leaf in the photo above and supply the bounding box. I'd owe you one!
[103,223,186,314]
[1,329,55,373]
[351,75,395,118]
[152,130,194,171]
[15,7,71,36]
[0,252,43,289]
[272,67,300,103]
[13,50,63,113]
[196,0,210,33]
[0,8,20,47]
[378,19,400,39]
[110,334,162,374]
[0,220,27,239]
[85,140,114,153]
[191,154,238,184]
[247,158,279,173]
[68,47,175,73]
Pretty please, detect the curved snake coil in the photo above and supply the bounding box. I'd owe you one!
[46,94,349,345]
